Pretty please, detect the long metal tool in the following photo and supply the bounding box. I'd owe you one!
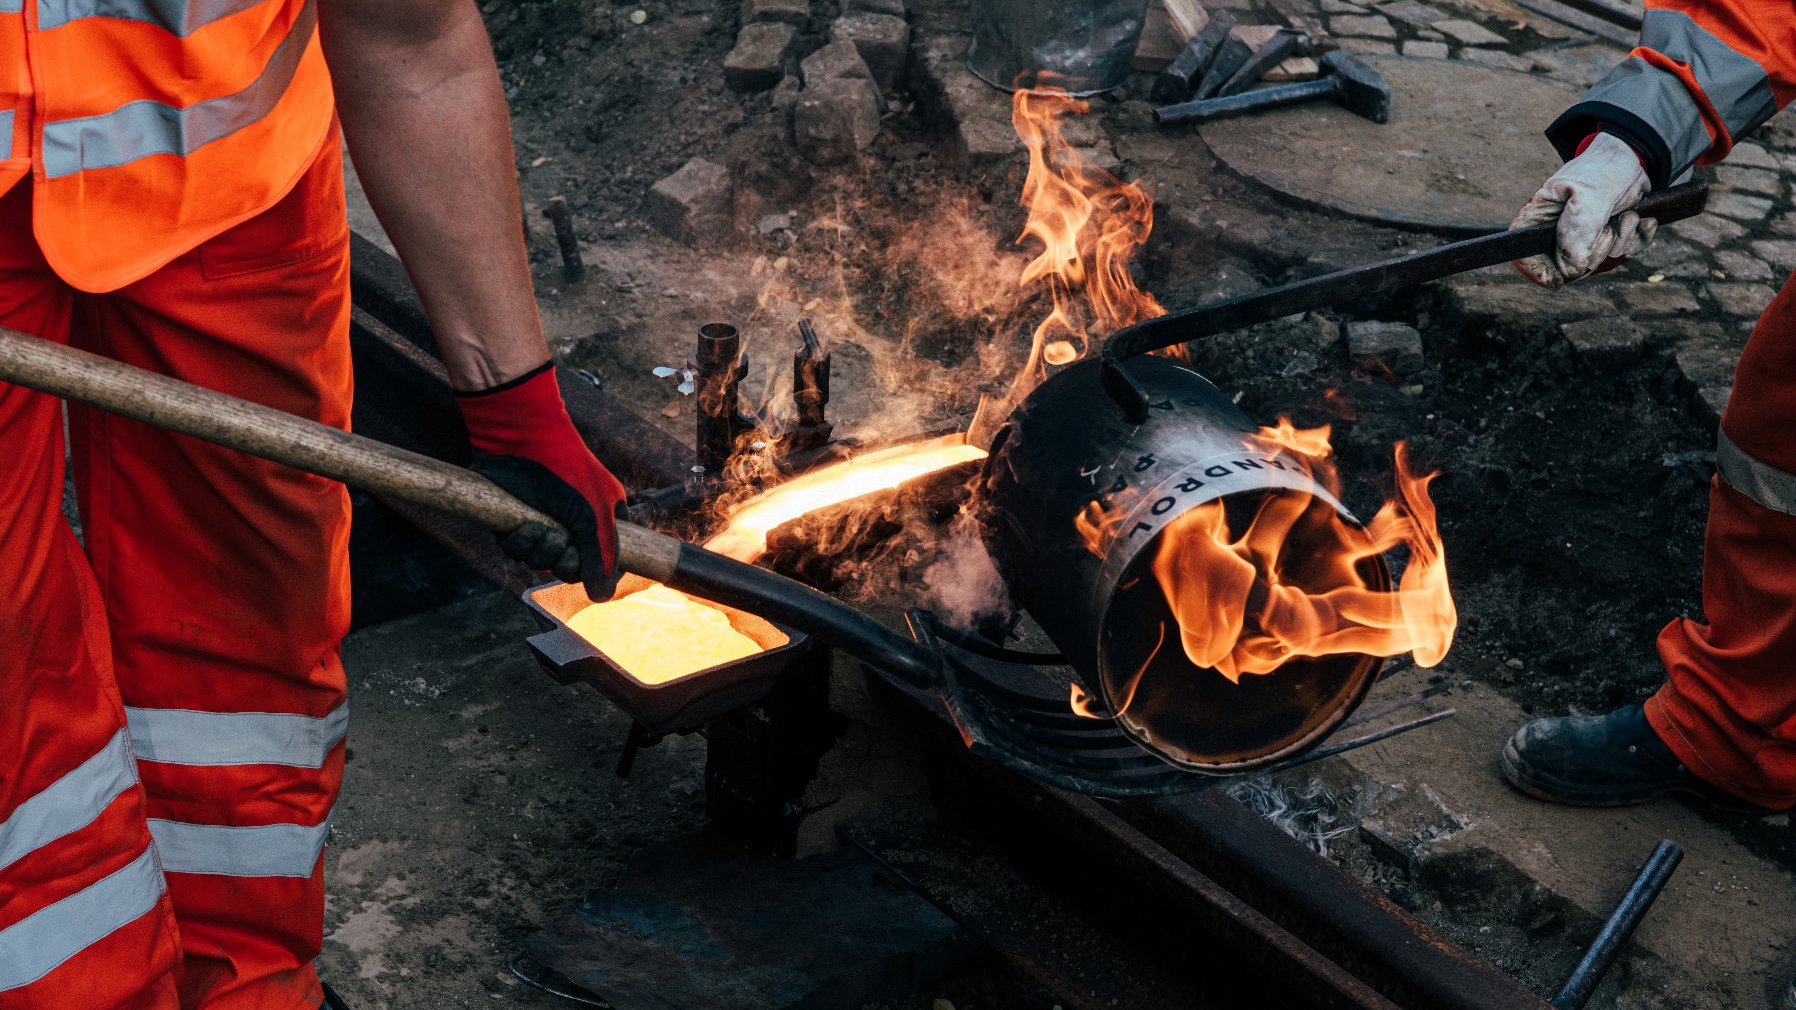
[0,327,942,690]
[1099,181,1710,421]
[1551,839,1683,1010]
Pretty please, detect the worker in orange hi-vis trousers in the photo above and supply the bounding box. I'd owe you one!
[1499,0,1796,815]
[0,2,628,1009]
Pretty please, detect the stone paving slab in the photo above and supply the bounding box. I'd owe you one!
[1199,56,1584,233]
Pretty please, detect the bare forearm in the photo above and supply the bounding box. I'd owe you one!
[322,1,544,390]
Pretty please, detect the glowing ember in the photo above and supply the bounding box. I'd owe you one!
[567,584,770,684]
[704,434,987,562]
[1145,432,1457,684]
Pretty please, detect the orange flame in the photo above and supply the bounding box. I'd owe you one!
[973,88,1167,443]
[1147,437,1456,684]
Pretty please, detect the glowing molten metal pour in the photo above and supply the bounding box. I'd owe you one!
[1150,426,1456,687]
[567,583,772,684]
[703,434,987,562]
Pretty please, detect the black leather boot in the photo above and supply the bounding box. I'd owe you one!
[1500,704,1780,814]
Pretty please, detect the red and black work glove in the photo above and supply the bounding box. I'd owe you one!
[456,362,628,601]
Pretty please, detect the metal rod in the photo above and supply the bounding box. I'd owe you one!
[1550,839,1683,1010]
[541,196,586,283]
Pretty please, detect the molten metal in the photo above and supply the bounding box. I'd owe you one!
[703,434,987,562]
[567,583,774,684]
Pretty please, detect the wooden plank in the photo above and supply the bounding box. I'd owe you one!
[1134,0,1211,71]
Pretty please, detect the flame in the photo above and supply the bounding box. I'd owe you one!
[567,583,776,684]
[1256,418,1334,459]
[1146,438,1457,684]
[704,434,987,562]
[972,87,1167,443]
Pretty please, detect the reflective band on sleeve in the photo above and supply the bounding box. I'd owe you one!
[147,815,331,878]
[1718,427,1796,516]
[39,0,314,178]
[0,730,138,873]
[126,700,347,769]
[0,846,166,991]
[37,0,265,34]
[1640,9,1779,145]
[1579,58,1714,177]
[0,110,13,159]
[0,0,19,13]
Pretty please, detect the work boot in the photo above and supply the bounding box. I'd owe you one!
[1500,704,1779,814]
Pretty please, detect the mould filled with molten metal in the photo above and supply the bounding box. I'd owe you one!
[523,575,808,734]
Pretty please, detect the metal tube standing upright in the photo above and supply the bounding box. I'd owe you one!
[691,322,746,478]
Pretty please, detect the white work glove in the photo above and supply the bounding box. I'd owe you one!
[1511,132,1655,288]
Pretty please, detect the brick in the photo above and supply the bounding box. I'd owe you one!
[1708,282,1777,319]
[1616,280,1700,315]
[844,0,904,15]
[1707,190,1773,222]
[801,38,874,84]
[1715,249,1774,281]
[1446,276,1613,329]
[1402,39,1449,58]
[1460,48,1535,73]
[1329,13,1394,36]
[1560,317,1645,365]
[1341,38,1398,54]
[793,73,882,164]
[1321,0,1367,11]
[1377,0,1445,24]
[831,13,910,94]
[1712,164,1781,197]
[1726,141,1778,170]
[739,0,808,26]
[1752,239,1796,273]
[1433,17,1506,44]
[912,35,1022,179]
[1263,55,1322,81]
[1235,24,1285,48]
[1668,213,1746,249]
[724,22,797,93]
[648,158,733,243]
[1674,335,1739,424]
[1346,319,1425,374]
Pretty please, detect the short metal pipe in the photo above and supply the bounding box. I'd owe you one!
[691,323,746,477]
[1550,839,1683,1010]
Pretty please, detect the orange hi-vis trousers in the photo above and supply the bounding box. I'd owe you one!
[0,130,351,1009]
[1649,270,1796,811]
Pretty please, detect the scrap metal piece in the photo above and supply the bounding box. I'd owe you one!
[1551,839,1684,1010]
[1216,28,1309,97]
[1161,49,1389,125]
[541,196,586,284]
[690,322,749,476]
[1192,34,1252,99]
[1150,10,1236,104]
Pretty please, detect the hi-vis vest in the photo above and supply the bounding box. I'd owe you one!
[0,0,334,292]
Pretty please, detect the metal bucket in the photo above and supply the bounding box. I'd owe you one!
[967,0,1153,96]
[981,356,1387,772]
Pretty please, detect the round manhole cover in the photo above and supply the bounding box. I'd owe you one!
[1199,55,1583,233]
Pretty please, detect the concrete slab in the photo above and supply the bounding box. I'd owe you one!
[1199,55,1582,233]
[1327,664,1796,1009]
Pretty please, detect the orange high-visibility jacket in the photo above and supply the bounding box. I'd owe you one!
[1547,0,1796,189]
[0,0,335,292]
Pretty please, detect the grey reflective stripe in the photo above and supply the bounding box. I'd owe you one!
[126,701,347,768]
[1717,427,1796,516]
[0,731,137,872]
[1579,58,1714,178]
[0,0,19,13]
[148,815,331,877]
[0,110,13,159]
[38,0,265,35]
[1640,9,1779,145]
[39,0,314,179]
[0,846,165,990]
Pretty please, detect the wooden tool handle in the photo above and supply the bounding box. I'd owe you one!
[0,327,682,583]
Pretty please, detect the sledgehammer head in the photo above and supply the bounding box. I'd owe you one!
[1319,50,1389,123]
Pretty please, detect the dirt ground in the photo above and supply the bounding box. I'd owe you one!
[322,0,1793,1004]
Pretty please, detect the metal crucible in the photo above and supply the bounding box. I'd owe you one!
[981,355,1387,773]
